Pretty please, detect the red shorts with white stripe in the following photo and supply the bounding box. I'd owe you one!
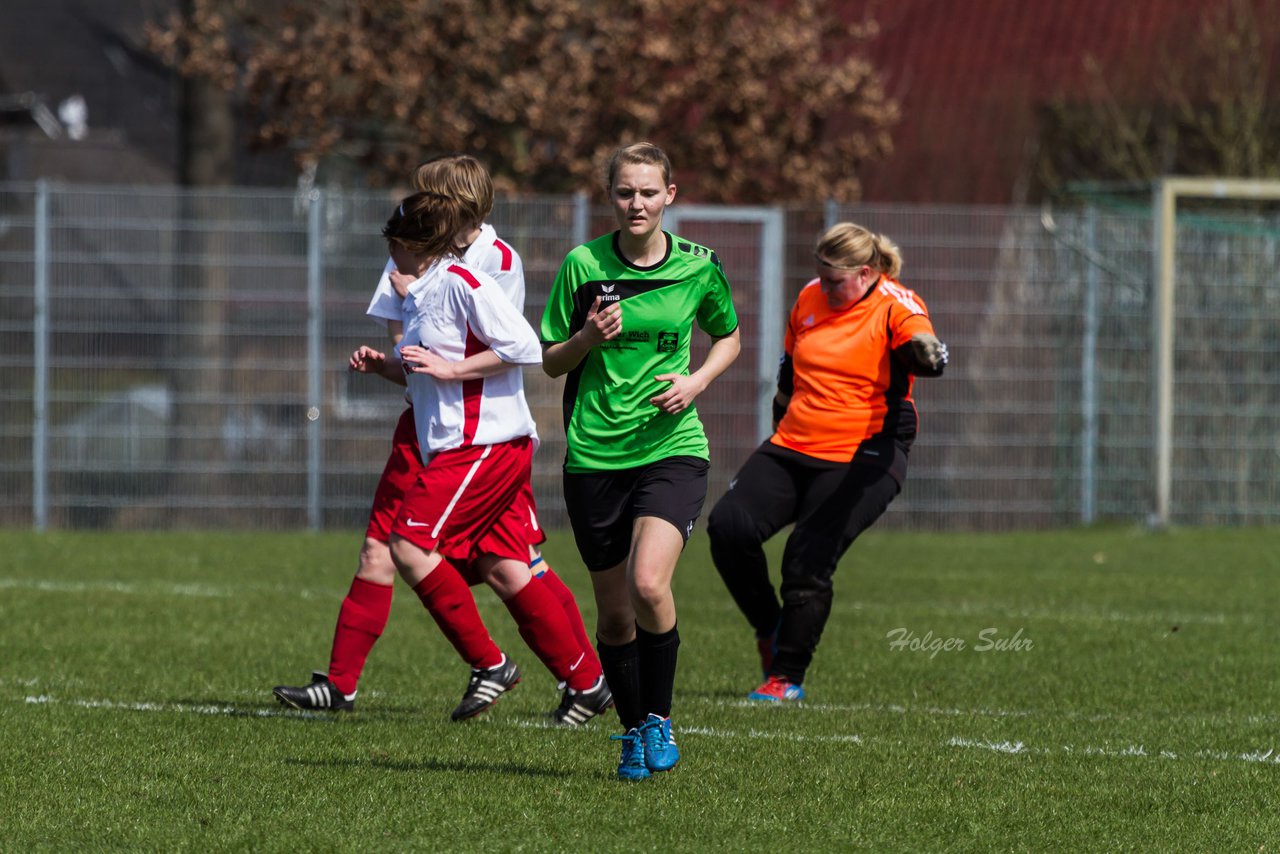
[391,436,535,569]
[365,408,423,542]
[521,480,548,547]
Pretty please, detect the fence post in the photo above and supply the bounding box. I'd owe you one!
[1081,205,1098,524]
[1151,180,1175,528]
[33,180,50,531]
[573,191,589,247]
[757,207,785,442]
[306,189,324,531]
[824,198,839,231]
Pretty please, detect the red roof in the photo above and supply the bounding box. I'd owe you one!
[841,0,1266,203]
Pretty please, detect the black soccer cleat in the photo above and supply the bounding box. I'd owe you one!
[551,675,614,726]
[273,671,355,712]
[451,655,521,721]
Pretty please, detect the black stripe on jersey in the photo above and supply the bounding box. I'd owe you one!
[561,276,680,440]
[675,241,723,271]
[875,306,918,448]
[563,362,584,444]
[568,279,683,334]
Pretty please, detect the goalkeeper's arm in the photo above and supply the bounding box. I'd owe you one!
[772,353,794,429]
[894,333,948,377]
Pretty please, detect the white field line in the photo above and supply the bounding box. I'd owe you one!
[0,576,1255,625]
[17,693,1280,766]
[946,736,1280,765]
[718,697,1037,719]
[23,694,335,720]
[678,725,863,744]
[0,577,337,601]
[707,696,1280,727]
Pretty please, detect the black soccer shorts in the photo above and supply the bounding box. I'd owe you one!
[563,455,709,572]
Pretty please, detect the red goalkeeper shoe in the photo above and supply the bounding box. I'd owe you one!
[748,674,805,703]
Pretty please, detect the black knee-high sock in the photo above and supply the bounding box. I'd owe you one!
[636,623,680,720]
[597,639,642,731]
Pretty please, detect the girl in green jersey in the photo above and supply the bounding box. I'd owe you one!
[541,142,741,781]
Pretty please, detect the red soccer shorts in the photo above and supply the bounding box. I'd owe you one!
[391,437,535,571]
[365,408,422,542]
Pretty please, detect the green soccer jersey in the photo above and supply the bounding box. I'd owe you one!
[541,231,739,473]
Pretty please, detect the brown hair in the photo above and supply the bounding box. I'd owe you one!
[410,154,494,228]
[815,222,903,280]
[382,191,471,260]
[604,141,673,193]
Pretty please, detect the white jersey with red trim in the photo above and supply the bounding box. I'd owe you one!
[400,257,541,455]
[366,223,524,326]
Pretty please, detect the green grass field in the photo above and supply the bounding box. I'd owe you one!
[3,527,1278,850]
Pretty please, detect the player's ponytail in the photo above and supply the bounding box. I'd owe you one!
[871,234,902,280]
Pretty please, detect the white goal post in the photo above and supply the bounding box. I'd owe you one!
[663,204,785,443]
[1151,177,1280,527]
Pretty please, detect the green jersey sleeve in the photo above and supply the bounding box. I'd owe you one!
[696,256,738,338]
[540,247,583,343]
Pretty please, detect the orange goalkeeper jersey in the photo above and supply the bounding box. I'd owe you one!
[771,276,937,462]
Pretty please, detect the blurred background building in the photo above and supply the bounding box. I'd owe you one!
[6,0,1263,204]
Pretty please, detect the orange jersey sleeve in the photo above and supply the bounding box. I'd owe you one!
[772,277,936,461]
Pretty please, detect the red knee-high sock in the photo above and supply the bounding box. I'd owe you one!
[536,567,603,674]
[505,576,601,692]
[413,564,503,670]
[327,577,393,696]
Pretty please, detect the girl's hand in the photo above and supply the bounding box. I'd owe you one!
[388,269,416,299]
[349,345,386,373]
[399,344,455,380]
[582,296,622,345]
[649,373,705,414]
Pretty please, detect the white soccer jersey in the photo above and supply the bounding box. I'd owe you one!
[400,258,542,455]
[366,223,525,326]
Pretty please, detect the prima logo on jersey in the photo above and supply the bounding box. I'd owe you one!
[657,331,679,353]
[599,283,621,302]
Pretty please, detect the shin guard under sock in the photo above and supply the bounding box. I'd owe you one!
[326,577,393,696]
[597,638,642,731]
[412,564,502,669]
[504,577,599,691]
[636,623,680,719]
[536,567,602,673]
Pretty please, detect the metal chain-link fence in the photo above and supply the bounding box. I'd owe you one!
[2,182,1278,531]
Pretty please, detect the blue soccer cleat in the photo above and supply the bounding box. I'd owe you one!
[610,728,650,781]
[639,713,679,772]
